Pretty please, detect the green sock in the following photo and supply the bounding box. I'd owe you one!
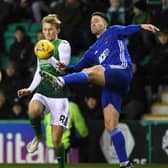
[54,144,65,168]
[29,116,42,138]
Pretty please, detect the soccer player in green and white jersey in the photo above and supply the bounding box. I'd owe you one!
[17,14,71,168]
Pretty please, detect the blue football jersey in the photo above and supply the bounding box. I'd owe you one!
[67,24,141,72]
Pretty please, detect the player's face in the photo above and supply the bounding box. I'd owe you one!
[90,16,107,37]
[42,22,59,41]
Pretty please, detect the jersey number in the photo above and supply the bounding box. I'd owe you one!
[59,115,68,126]
[98,48,110,64]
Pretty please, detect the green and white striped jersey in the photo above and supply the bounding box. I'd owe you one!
[28,39,71,98]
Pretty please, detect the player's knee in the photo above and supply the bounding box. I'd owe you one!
[83,65,104,81]
[82,68,96,81]
[28,103,41,118]
[104,120,116,132]
[52,136,61,147]
[82,68,89,73]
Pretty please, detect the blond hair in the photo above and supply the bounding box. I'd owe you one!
[42,14,61,29]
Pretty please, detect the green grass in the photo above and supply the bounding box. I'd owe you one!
[0,164,168,168]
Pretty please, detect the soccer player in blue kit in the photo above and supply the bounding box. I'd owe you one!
[40,12,159,167]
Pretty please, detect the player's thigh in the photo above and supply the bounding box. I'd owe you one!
[83,65,105,86]
[103,104,120,132]
[104,65,132,94]
[52,125,64,146]
[101,87,122,113]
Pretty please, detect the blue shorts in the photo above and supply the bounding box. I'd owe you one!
[101,64,132,112]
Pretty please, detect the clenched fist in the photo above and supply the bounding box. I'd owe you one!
[17,88,31,98]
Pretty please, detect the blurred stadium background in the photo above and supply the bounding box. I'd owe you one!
[0,164,168,168]
[0,0,168,166]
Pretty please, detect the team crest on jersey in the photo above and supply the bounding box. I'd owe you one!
[94,50,98,54]
[104,37,109,44]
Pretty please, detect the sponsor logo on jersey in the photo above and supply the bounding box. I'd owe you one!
[104,37,109,44]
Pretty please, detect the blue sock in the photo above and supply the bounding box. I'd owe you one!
[63,72,89,84]
[110,128,128,162]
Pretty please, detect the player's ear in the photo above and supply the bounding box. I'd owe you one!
[105,22,108,28]
[57,28,61,34]
[103,20,108,28]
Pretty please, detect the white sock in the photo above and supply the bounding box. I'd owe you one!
[120,161,129,167]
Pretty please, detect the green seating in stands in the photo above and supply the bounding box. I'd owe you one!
[30,22,42,33]
[4,22,31,54]
[6,22,31,33]
[0,56,9,69]
[28,23,42,43]
[3,22,42,54]
[4,31,14,39]
[31,35,37,44]
[4,37,15,54]
[147,0,161,5]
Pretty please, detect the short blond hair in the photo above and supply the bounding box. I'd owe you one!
[42,14,61,29]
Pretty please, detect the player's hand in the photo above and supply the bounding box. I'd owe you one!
[56,61,67,73]
[17,88,31,98]
[141,24,160,33]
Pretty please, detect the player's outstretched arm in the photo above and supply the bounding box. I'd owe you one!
[17,88,31,98]
[141,24,160,33]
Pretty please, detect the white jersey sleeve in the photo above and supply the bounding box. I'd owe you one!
[28,59,41,92]
[58,40,71,65]
[48,40,71,70]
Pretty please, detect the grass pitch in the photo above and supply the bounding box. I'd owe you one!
[0,164,168,168]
